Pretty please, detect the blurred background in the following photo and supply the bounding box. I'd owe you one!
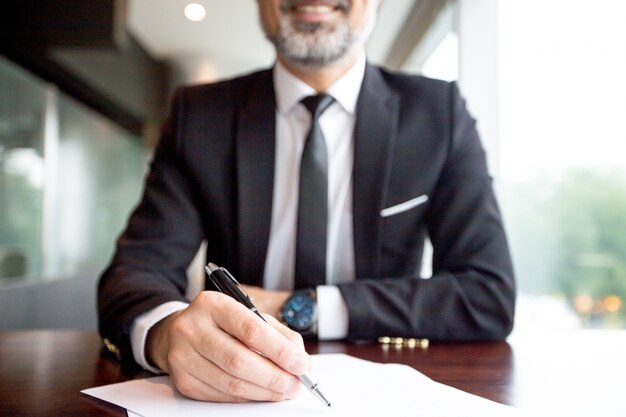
[1,0,625,332]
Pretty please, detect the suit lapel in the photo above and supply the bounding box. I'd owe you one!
[353,65,400,279]
[236,70,275,286]
[234,66,399,283]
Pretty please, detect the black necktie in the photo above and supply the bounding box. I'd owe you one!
[295,94,334,289]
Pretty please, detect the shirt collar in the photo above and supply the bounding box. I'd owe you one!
[273,52,367,116]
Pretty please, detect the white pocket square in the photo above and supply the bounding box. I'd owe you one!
[380,194,429,218]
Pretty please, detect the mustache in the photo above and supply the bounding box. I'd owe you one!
[280,0,350,12]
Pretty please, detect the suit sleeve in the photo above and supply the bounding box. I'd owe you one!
[337,82,516,342]
[97,89,205,367]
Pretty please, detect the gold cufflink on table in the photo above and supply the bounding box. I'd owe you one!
[102,338,121,360]
[378,336,430,349]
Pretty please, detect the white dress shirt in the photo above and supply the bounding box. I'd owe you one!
[130,54,366,373]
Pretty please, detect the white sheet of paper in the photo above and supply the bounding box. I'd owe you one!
[83,354,524,417]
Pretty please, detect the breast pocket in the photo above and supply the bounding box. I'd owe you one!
[381,193,429,247]
[380,194,429,275]
[380,194,429,218]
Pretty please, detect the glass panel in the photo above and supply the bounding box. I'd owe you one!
[0,56,149,284]
[401,1,459,82]
[0,58,46,281]
[499,0,626,328]
[421,31,459,82]
[44,93,148,278]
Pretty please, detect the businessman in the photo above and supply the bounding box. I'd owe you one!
[98,0,515,404]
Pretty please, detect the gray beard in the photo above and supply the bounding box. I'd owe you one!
[273,19,353,68]
[270,0,377,68]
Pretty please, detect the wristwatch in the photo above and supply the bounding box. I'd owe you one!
[280,289,318,339]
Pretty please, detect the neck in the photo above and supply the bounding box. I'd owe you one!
[277,50,362,93]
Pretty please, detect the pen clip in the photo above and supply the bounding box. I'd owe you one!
[220,266,254,302]
[221,267,240,285]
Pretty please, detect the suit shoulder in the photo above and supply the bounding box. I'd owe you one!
[174,68,273,105]
[374,66,454,97]
[370,66,463,114]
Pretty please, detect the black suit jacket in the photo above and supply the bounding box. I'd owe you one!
[98,64,515,367]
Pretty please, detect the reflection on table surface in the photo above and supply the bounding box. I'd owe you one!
[0,329,625,417]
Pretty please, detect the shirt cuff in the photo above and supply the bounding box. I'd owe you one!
[316,285,349,340]
[130,301,189,373]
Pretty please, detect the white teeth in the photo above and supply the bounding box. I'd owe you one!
[296,5,334,13]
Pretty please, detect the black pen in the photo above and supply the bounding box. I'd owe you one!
[204,262,331,407]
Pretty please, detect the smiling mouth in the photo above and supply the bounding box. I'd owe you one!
[285,1,348,15]
[294,4,337,13]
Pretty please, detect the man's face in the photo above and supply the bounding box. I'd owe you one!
[257,0,379,68]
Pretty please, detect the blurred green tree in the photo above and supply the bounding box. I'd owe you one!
[549,171,626,326]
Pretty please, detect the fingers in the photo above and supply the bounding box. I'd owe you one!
[264,314,306,351]
[170,368,243,403]
[168,340,300,402]
[209,295,310,376]
[165,291,307,403]
[196,322,302,397]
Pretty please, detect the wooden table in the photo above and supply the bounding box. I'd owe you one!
[1,329,624,416]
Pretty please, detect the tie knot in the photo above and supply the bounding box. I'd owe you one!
[301,94,334,119]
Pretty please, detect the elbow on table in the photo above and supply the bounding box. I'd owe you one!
[478,292,516,341]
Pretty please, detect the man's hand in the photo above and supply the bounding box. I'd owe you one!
[145,291,307,402]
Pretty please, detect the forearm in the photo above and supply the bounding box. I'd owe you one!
[97,92,206,365]
[97,243,194,366]
[338,268,515,342]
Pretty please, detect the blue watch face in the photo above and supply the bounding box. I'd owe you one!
[282,293,316,331]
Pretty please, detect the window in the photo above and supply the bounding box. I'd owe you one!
[0,57,149,284]
[402,0,459,82]
[498,0,626,328]
[404,0,626,329]
[0,58,46,281]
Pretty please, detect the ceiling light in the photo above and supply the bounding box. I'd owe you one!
[184,3,207,22]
